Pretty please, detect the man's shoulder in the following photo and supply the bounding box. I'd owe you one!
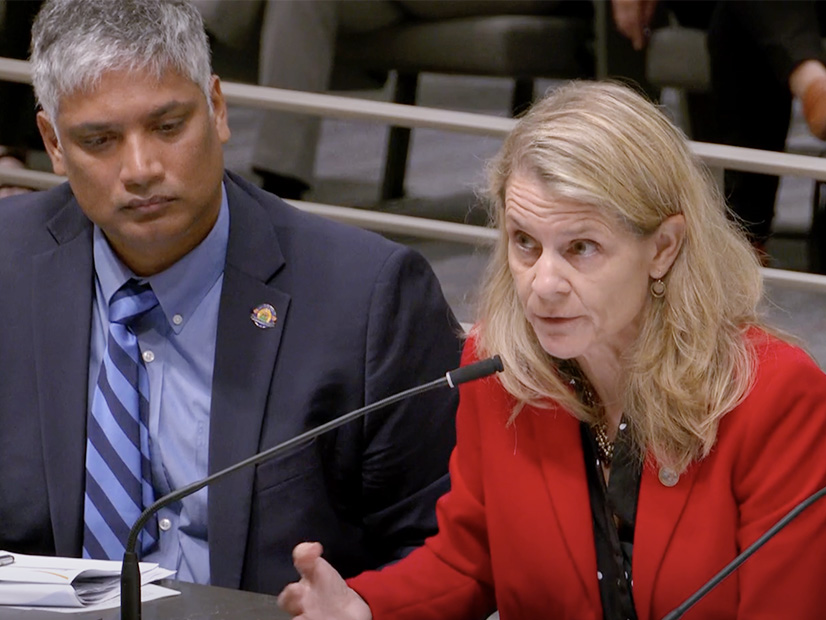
[0,183,78,232]
[0,182,84,251]
[225,172,414,266]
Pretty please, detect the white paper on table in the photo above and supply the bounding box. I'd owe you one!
[0,552,176,607]
[11,584,181,613]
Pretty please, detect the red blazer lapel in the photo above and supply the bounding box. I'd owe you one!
[526,407,602,611]
[528,405,700,620]
[633,460,699,620]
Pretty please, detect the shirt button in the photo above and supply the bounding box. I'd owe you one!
[159,518,172,532]
[172,314,183,325]
[142,350,155,363]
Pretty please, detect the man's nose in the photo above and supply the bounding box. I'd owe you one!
[120,133,163,188]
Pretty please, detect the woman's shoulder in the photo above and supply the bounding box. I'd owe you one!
[718,329,826,523]
[460,328,571,419]
[459,331,511,404]
[461,331,481,364]
[745,326,821,378]
[727,327,826,438]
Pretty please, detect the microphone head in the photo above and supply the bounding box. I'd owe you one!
[445,355,504,388]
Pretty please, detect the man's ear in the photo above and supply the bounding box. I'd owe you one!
[209,75,231,144]
[36,111,67,176]
[650,214,686,278]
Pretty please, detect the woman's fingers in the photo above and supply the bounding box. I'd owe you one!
[278,542,372,620]
[293,541,324,579]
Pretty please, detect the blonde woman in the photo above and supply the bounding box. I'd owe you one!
[278,81,826,620]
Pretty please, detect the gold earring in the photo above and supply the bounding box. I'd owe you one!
[650,278,666,298]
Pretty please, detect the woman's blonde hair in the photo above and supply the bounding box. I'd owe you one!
[475,80,765,473]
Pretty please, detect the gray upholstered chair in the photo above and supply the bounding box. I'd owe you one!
[333,2,641,200]
[645,23,712,140]
[646,24,710,93]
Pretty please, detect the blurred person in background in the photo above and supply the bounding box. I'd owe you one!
[613,0,826,261]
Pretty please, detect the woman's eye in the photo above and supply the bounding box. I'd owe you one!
[569,240,598,256]
[513,231,537,251]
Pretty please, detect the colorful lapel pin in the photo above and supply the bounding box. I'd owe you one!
[250,303,277,329]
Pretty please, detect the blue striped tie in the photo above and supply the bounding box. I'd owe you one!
[83,280,159,560]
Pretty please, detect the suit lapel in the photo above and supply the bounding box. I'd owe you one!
[632,459,699,620]
[208,178,289,588]
[32,202,94,556]
[527,408,602,610]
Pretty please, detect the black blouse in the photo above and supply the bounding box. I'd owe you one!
[581,420,642,620]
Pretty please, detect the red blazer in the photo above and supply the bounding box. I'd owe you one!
[350,331,826,619]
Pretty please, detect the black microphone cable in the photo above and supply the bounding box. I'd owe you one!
[662,483,826,619]
[121,355,504,620]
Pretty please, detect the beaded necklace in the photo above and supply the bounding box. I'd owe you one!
[559,362,614,466]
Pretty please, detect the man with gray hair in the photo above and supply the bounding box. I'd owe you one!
[0,0,461,597]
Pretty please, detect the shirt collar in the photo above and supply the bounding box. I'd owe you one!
[93,183,230,333]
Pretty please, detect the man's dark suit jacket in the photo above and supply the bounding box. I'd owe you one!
[0,171,462,595]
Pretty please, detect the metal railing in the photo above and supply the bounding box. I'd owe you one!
[0,164,498,246]
[2,56,826,291]
[5,57,826,179]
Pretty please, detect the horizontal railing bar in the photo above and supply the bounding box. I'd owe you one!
[4,57,826,180]
[0,166,60,191]
[0,167,497,244]
[295,200,498,244]
[762,267,826,292]
[691,141,826,182]
[2,167,825,292]
[0,57,29,83]
[223,81,516,137]
[0,57,514,136]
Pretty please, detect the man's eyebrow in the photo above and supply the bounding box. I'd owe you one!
[147,100,194,119]
[67,121,120,135]
[66,100,196,136]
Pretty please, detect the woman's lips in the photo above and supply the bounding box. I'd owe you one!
[535,315,579,326]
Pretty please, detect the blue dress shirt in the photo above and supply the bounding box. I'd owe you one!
[88,187,229,584]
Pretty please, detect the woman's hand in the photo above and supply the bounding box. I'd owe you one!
[277,542,373,620]
[611,0,659,50]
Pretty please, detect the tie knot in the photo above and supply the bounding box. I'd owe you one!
[109,280,159,326]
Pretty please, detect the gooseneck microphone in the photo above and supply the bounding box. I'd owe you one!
[662,483,826,619]
[121,355,504,620]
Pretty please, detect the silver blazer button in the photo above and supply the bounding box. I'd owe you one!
[658,467,680,487]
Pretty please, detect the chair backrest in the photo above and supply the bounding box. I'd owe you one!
[334,14,596,84]
[646,26,711,92]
